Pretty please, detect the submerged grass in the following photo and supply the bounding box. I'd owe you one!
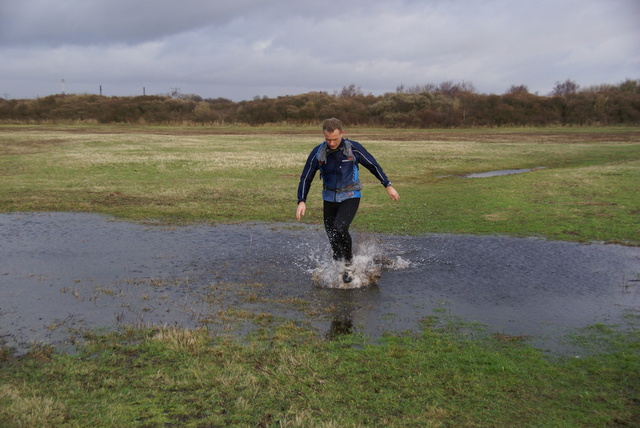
[1,321,638,427]
[0,124,638,243]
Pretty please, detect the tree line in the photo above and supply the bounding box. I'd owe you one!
[1,79,638,127]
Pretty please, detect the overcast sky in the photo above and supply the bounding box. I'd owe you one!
[1,0,638,101]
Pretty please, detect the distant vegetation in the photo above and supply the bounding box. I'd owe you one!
[1,79,639,127]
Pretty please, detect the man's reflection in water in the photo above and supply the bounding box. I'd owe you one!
[315,284,381,340]
[326,314,354,339]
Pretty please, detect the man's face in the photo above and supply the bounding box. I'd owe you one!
[323,129,344,150]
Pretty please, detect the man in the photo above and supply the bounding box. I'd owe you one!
[296,118,400,283]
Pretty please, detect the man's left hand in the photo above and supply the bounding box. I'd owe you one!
[386,186,400,202]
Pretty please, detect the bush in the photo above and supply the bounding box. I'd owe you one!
[1,79,639,127]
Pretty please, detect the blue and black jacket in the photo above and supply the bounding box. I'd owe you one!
[297,138,392,204]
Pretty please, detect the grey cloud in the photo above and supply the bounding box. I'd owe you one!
[0,0,268,46]
[0,0,379,46]
[1,0,638,100]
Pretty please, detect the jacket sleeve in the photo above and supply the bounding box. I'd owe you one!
[351,141,391,187]
[297,146,320,203]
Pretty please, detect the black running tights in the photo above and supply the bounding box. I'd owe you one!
[323,198,360,262]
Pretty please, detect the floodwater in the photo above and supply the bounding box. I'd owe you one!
[1,212,638,355]
[465,167,547,178]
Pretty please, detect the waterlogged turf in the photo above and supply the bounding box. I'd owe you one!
[1,212,638,355]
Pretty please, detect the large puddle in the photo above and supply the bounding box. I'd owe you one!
[1,212,638,355]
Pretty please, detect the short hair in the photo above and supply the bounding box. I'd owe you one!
[322,118,343,133]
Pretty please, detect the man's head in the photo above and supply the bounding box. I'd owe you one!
[323,118,344,149]
[322,118,343,133]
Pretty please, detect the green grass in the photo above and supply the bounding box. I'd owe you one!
[1,124,639,426]
[1,319,638,427]
[0,124,638,244]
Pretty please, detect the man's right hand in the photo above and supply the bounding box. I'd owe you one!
[296,202,306,221]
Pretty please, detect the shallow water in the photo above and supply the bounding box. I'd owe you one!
[1,212,638,355]
[464,167,546,178]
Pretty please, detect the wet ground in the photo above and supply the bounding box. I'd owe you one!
[464,167,547,178]
[1,212,638,355]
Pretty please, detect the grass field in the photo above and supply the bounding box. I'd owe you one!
[1,124,639,426]
[0,124,638,243]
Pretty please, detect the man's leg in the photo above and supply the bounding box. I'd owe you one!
[323,198,360,263]
[323,201,343,260]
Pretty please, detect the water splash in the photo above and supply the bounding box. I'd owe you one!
[310,238,410,289]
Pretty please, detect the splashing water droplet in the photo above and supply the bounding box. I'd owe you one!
[309,238,410,289]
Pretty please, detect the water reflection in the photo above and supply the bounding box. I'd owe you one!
[327,316,354,339]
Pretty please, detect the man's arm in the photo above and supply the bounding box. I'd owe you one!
[296,146,320,220]
[352,141,398,201]
[297,146,320,203]
[351,141,391,187]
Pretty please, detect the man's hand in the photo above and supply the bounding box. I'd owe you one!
[386,186,400,202]
[296,201,306,221]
